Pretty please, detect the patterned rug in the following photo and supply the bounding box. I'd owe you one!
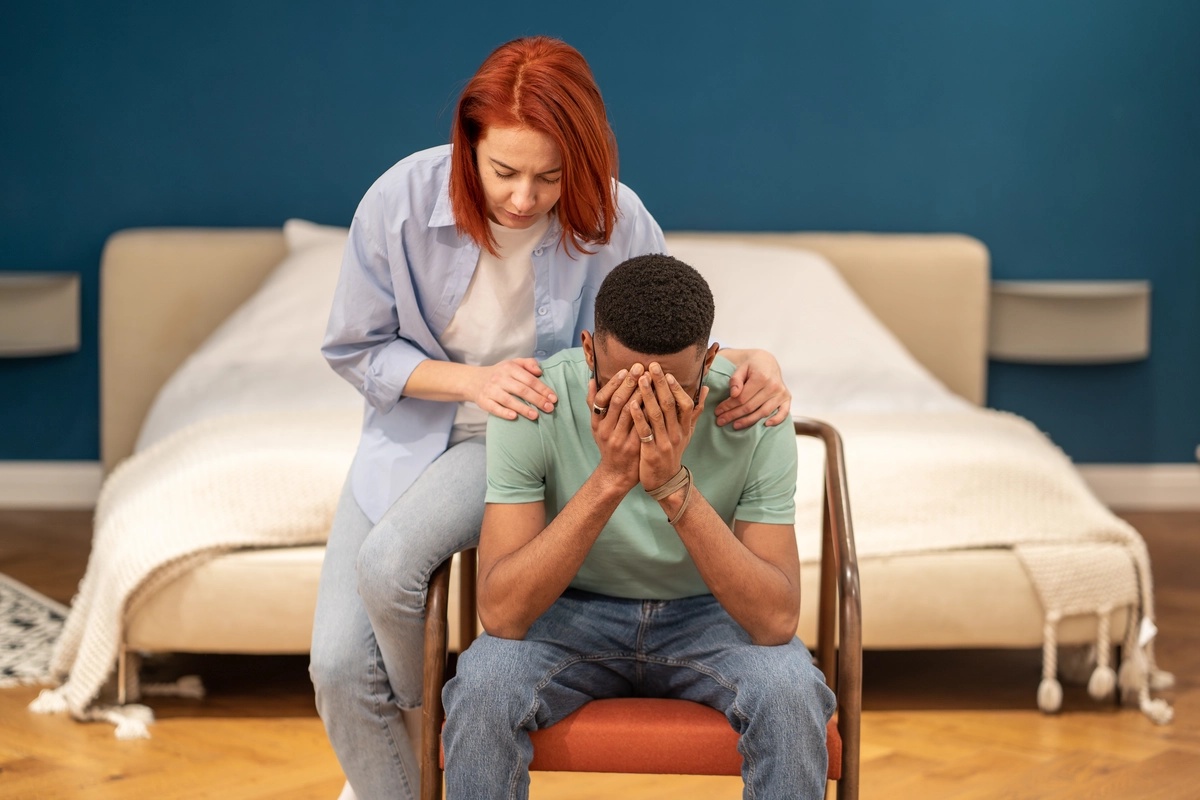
[0,573,67,687]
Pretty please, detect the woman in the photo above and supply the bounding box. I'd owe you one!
[311,36,792,800]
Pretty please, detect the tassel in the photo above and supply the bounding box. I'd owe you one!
[1140,696,1174,726]
[1038,611,1063,713]
[83,703,155,740]
[28,687,69,714]
[1038,678,1063,713]
[1088,665,1117,700]
[1117,611,1176,724]
[114,715,152,740]
[1087,606,1117,701]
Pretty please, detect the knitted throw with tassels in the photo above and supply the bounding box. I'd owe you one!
[29,410,360,737]
[794,409,1173,724]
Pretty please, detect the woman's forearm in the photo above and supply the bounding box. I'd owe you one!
[399,359,477,403]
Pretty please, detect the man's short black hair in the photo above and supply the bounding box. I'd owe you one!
[593,254,715,355]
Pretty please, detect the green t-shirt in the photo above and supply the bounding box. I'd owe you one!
[485,348,798,600]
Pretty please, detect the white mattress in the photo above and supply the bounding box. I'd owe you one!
[138,224,970,453]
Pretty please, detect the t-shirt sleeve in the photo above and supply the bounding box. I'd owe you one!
[734,421,798,525]
[484,411,547,504]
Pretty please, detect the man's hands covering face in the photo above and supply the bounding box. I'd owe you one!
[589,361,705,496]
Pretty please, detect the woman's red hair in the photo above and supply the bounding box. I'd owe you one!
[449,36,619,256]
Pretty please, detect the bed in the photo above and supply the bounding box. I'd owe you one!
[33,221,1172,736]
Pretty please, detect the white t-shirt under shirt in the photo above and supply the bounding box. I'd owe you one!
[437,214,548,444]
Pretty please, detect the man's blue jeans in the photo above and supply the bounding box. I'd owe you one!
[443,589,836,800]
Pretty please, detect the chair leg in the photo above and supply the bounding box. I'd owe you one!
[421,559,452,800]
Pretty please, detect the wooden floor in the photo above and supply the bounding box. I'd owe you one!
[1,509,1196,799]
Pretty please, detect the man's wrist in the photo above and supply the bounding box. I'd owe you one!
[645,465,687,498]
[590,466,636,501]
[648,465,693,525]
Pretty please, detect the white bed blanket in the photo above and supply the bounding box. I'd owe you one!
[794,408,1172,722]
[34,410,360,724]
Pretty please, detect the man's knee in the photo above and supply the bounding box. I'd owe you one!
[738,647,834,717]
[445,636,536,721]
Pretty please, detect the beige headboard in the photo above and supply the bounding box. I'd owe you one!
[100,228,989,473]
[667,232,990,407]
[100,228,287,472]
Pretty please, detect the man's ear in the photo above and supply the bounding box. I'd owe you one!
[702,342,720,374]
[581,331,595,370]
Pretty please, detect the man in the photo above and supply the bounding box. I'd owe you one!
[442,254,835,799]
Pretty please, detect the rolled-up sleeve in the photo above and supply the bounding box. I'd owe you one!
[322,207,430,416]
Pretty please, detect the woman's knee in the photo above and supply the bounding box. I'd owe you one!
[355,524,436,616]
[309,631,358,704]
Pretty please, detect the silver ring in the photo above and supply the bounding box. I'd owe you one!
[639,434,655,443]
[592,404,608,415]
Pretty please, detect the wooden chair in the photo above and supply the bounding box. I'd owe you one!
[420,418,862,799]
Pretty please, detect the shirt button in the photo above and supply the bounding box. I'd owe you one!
[534,248,544,256]
[538,306,548,316]
[535,350,547,358]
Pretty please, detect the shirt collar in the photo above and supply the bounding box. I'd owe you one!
[427,165,457,228]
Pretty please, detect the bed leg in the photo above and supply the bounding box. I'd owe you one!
[117,644,128,705]
[116,645,141,705]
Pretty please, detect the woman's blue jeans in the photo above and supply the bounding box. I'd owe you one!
[310,437,486,800]
[442,589,836,800]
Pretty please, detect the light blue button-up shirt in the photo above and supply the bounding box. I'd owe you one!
[323,145,667,523]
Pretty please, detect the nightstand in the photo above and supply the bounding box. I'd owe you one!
[989,280,1150,364]
[0,272,81,356]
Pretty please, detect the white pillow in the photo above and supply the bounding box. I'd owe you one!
[136,223,360,450]
[663,236,966,414]
[283,218,350,253]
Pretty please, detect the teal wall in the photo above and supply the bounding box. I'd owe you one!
[2,2,1197,462]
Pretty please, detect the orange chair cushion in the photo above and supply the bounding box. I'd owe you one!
[443,697,841,780]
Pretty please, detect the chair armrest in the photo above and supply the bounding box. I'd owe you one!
[794,417,861,799]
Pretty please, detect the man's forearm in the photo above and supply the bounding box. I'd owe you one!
[479,474,628,639]
[657,489,800,645]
